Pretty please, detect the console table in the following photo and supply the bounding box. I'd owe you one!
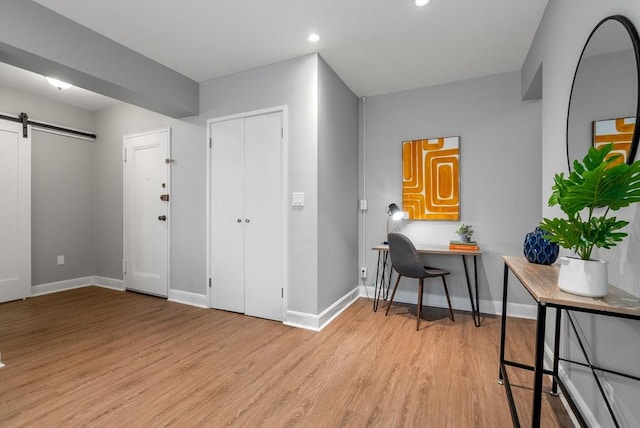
[371,244,482,327]
[499,255,640,427]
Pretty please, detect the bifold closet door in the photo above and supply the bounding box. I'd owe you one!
[244,112,283,321]
[210,118,246,313]
[209,111,283,321]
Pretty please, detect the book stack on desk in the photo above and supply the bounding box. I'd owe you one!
[449,240,480,251]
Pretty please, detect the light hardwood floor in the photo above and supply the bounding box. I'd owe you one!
[0,287,571,427]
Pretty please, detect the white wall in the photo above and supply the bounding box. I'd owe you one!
[199,54,320,314]
[317,56,359,312]
[524,0,640,425]
[92,55,323,314]
[93,103,204,296]
[359,70,542,313]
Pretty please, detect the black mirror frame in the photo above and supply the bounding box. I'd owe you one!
[566,15,640,171]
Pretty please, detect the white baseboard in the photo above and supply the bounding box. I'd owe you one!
[30,276,208,310]
[168,289,208,308]
[284,287,360,331]
[31,276,95,296]
[359,284,536,319]
[31,276,123,296]
[93,276,124,291]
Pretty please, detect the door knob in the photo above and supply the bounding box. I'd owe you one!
[237,218,242,223]
[245,219,250,223]
[158,215,167,221]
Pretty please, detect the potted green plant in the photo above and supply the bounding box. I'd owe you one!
[539,143,640,296]
[455,224,474,242]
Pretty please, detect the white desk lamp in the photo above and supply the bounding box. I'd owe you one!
[386,203,404,239]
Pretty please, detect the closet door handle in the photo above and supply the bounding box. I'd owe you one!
[158,215,167,221]
[237,218,242,223]
[245,219,250,223]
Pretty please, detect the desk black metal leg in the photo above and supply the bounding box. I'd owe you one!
[373,251,392,312]
[373,250,383,312]
[551,308,562,396]
[474,255,479,326]
[462,255,481,327]
[532,302,547,428]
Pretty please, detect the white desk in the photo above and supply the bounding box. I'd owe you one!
[371,244,482,327]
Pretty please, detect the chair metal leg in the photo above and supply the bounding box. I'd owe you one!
[385,274,402,316]
[442,276,455,321]
[417,278,424,331]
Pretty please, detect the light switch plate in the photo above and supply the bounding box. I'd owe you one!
[292,192,304,207]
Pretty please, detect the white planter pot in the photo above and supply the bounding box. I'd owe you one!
[557,256,608,297]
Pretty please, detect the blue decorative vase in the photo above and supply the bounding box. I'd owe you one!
[523,227,559,265]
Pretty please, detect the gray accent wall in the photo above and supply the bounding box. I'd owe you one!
[0,0,198,117]
[524,0,640,425]
[317,57,359,312]
[359,70,542,309]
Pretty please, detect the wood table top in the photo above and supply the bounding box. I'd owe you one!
[503,255,640,317]
[372,243,482,255]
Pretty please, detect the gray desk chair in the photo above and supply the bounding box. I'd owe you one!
[385,232,455,331]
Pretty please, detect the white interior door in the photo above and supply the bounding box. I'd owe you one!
[0,119,31,303]
[210,118,246,313]
[124,128,170,297]
[244,112,283,320]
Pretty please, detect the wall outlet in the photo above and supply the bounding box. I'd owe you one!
[57,255,65,265]
[360,267,367,278]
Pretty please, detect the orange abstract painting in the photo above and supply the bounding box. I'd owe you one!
[402,136,459,220]
[593,117,635,165]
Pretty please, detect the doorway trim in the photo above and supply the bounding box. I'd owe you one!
[206,105,289,321]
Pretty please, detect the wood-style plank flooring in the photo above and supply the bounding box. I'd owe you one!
[0,287,571,427]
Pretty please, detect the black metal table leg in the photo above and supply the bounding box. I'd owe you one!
[499,263,520,426]
[532,302,547,428]
[499,262,509,384]
[551,308,562,396]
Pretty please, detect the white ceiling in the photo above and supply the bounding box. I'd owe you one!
[4,0,548,111]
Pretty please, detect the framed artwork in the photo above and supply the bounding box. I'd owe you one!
[592,116,636,164]
[402,136,459,220]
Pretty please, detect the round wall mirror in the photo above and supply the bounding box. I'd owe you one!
[566,15,640,171]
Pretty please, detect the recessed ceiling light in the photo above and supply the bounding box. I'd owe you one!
[308,33,321,42]
[414,0,430,6]
[46,76,72,90]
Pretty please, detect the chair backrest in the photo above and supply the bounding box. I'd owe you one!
[387,232,427,278]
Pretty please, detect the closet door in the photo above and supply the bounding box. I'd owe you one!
[0,119,31,303]
[244,112,283,321]
[210,118,246,313]
[209,110,284,321]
